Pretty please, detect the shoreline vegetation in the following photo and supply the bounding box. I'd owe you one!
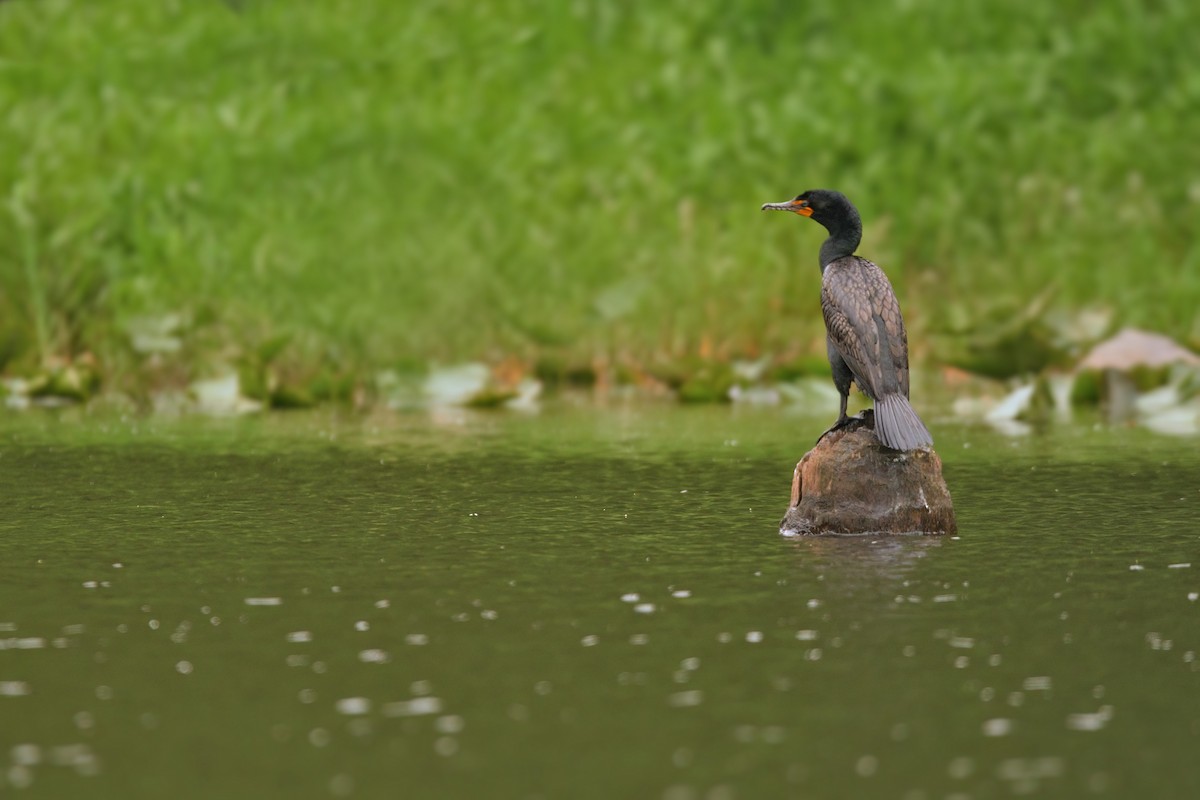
[2,2,1198,419]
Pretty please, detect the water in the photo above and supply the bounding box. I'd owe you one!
[1,406,1198,799]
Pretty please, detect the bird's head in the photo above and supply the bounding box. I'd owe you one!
[761,189,853,229]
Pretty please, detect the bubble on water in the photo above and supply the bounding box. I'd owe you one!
[680,658,700,671]
[982,718,1013,737]
[6,764,34,788]
[11,743,41,766]
[745,631,763,643]
[435,715,464,734]
[336,697,370,715]
[806,598,822,609]
[933,594,958,603]
[410,680,433,696]
[1145,632,1172,650]
[621,593,640,603]
[405,634,429,646]
[855,755,879,777]
[298,689,317,704]
[671,589,692,599]
[148,620,160,630]
[1066,706,1113,731]
[308,728,331,748]
[286,631,312,644]
[95,685,113,700]
[634,603,656,614]
[176,661,193,675]
[629,634,649,645]
[1168,563,1191,569]
[286,655,310,668]
[0,681,31,697]
[1022,676,1052,691]
[244,597,283,606]
[382,697,442,717]
[949,637,974,649]
[358,649,390,664]
[353,621,369,632]
[329,773,354,797]
[374,599,390,609]
[997,756,1064,793]
[1188,592,1199,602]
[668,690,703,708]
[716,632,732,644]
[480,609,498,620]
[580,635,599,647]
[52,743,100,776]
[954,656,970,669]
[948,756,974,779]
[796,630,818,641]
[434,736,459,757]
[732,724,756,744]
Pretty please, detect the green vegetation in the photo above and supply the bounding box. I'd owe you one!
[2,0,1198,402]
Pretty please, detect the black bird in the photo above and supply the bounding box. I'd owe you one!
[762,189,933,451]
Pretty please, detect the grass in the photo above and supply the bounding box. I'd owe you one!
[1,0,1198,397]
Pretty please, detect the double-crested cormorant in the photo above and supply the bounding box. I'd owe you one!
[762,189,933,451]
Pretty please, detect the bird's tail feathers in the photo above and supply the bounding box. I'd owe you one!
[874,394,933,451]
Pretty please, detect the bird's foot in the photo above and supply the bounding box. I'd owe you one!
[814,410,874,445]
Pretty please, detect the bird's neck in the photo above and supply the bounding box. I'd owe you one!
[818,214,862,269]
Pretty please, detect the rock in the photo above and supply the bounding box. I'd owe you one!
[780,413,956,536]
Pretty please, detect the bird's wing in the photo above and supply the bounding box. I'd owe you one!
[821,257,909,398]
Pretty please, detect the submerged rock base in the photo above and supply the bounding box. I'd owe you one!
[780,413,956,536]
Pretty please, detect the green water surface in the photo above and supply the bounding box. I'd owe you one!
[1,406,1198,799]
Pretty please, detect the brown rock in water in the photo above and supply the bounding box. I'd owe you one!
[780,413,956,536]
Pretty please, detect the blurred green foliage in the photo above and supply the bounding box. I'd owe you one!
[1,0,1197,384]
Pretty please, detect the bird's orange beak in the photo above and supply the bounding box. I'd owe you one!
[761,199,813,217]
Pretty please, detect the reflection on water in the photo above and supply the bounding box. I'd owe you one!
[1,407,1198,798]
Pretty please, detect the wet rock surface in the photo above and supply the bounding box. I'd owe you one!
[780,413,956,536]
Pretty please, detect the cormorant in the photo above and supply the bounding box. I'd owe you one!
[762,189,933,451]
